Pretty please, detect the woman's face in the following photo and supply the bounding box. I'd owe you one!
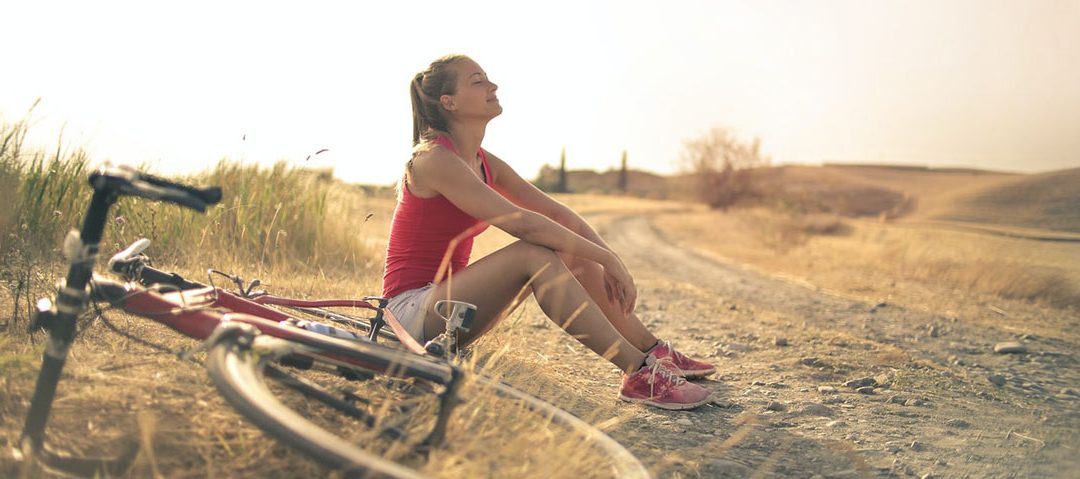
[442,58,502,121]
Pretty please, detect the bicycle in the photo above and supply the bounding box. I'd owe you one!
[14,165,651,478]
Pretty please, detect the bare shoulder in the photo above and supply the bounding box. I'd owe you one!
[411,145,460,174]
[408,145,471,197]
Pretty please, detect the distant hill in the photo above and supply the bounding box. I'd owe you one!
[533,163,1080,234]
[769,164,1024,219]
[533,165,680,199]
[931,167,1080,233]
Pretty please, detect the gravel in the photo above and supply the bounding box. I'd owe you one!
[843,377,877,388]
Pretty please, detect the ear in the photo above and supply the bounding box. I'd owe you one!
[440,94,456,111]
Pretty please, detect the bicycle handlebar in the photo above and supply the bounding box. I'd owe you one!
[109,242,206,291]
[89,165,222,213]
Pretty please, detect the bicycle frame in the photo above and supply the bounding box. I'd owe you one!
[110,245,426,353]
[93,280,452,381]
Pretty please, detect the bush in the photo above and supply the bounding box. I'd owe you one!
[679,127,770,210]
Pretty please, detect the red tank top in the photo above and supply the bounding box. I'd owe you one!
[382,136,492,298]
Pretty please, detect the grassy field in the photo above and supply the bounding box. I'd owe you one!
[931,167,1080,233]
[0,118,641,478]
[2,114,1077,477]
[653,164,1080,339]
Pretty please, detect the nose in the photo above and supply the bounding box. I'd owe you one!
[491,81,498,91]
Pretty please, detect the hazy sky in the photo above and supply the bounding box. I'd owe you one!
[3,0,1078,185]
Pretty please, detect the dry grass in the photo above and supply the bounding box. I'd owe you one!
[653,163,1080,317]
[877,228,1079,306]
[932,167,1080,233]
[8,111,1073,477]
[0,219,633,479]
[0,116,646,478]
[254,265,635,478]
[0,112,394,329]
[656,208,1080,321]
[735,209,849,252]
[1,294,630,478]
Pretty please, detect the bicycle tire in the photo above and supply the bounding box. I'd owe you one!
[204,323,652,479]
[205,324,432,479]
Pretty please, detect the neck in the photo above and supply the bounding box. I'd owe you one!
[445,120,487,159]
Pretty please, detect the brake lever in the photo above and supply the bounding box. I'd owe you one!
[108,239,152,270]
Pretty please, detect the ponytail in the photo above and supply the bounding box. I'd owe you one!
[410,72,428,146]
[409,54,468,147]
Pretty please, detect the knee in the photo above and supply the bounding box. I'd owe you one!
[558,251,601,278]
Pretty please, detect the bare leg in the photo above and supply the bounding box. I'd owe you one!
[421,241,646,373]
[558,252,659,352]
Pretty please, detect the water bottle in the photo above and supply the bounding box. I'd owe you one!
[284,319,359,341]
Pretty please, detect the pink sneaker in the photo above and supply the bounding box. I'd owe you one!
[619,358,711,410]
[648,340,716,379]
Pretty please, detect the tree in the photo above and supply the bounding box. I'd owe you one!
[618,150,628,193]
[557,147,568,193]
[679,127,770,209]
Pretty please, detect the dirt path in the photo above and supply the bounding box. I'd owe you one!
[531,211,1079,478]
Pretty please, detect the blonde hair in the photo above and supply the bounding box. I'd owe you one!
[401,54,469,197]
[410,54,469,146]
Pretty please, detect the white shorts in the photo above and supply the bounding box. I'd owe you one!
[386,283,436,343]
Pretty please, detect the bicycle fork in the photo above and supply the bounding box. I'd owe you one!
[16,189,138,476]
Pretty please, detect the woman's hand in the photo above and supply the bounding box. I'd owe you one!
[602,254,637,318]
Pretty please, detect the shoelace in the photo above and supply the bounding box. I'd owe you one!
[659,339,689,362]
[646,357,687,398]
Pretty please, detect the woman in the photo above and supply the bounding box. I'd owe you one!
[383,54,715,410]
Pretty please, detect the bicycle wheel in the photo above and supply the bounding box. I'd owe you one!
[204,322,651,479]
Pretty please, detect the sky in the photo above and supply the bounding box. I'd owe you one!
[2,0,1078,186]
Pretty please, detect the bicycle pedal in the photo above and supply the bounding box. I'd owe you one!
[423,339,447,358]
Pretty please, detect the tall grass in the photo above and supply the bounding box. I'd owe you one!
[881,237,1080,308]
[0,116,90,259]
[1,116,630,478]
[107,159,379,273]
[654,207,1080,311]
[0,117,641,479]
[1,116,389,328]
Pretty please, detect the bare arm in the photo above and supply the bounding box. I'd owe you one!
[485,151,612,249]
[411,147,621,275]
[483,150,637,314]
[410,147,635,314]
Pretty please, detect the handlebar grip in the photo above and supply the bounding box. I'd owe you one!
[89,165,222,213]
[136,170,223,205]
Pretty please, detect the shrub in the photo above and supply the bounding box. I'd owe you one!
[679,127,770,210]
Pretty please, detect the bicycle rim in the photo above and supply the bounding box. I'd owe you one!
[206,333,432,478]
[205,325,651,479]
